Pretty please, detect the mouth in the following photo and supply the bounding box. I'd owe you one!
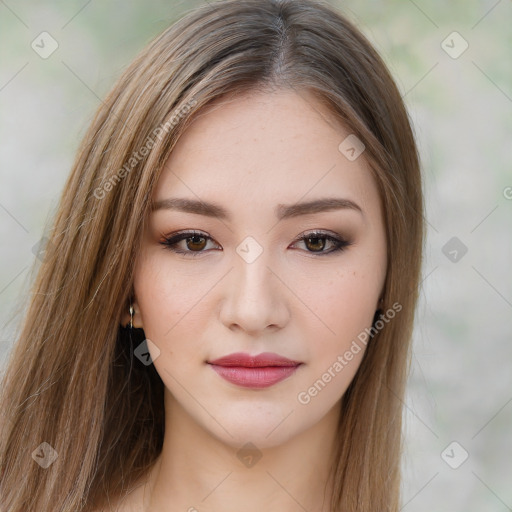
[207,352,303,389]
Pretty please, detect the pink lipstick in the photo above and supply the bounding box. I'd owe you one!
[207,352,302,389]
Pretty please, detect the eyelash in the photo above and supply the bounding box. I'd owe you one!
[159,230,351,257]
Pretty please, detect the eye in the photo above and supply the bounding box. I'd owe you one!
[159,229,351,257]
[160,230,220,257]
[290,230,351,255]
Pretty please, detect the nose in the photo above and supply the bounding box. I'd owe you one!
[219,249,290,336]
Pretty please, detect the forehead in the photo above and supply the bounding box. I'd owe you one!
[154,89,381,223]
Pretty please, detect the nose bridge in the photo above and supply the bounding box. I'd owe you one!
[220,236,287,332]
[235,249,273,297]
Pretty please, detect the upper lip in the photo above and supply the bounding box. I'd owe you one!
[208,352,301,367]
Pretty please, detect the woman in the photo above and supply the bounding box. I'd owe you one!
[0,0,425,510]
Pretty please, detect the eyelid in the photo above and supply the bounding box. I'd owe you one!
[290,229,351,254]
[159,229,218,257]
[292,228,341,243]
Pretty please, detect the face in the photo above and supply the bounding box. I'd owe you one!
[129,89,387,449]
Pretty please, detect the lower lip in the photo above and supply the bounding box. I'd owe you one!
[209,364,300,389]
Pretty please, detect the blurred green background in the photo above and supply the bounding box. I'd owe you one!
[1,1,511,510]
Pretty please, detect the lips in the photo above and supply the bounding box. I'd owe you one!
[208,352,301,367]
[207,352,302,389]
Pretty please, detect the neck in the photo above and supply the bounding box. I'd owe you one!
[139,391,340,512]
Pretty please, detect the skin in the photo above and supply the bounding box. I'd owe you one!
[117,88,387,512]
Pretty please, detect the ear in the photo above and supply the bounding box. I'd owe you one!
[120,296,144,329]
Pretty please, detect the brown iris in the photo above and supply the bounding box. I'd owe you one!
[186,234,207,251]
[304,236,325,252]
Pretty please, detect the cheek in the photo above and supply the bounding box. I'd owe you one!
[301,268,378,339]
[133,255,188,341]
[296,267,379,393]
[133,252,218,368]
[294,277,372,409]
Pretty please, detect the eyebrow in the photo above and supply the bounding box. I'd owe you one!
[152,196,364,221]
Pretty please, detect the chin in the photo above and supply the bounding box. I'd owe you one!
[212,423,300,451]
[201,404,306,450]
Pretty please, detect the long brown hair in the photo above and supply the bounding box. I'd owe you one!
[0,1,424,510]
